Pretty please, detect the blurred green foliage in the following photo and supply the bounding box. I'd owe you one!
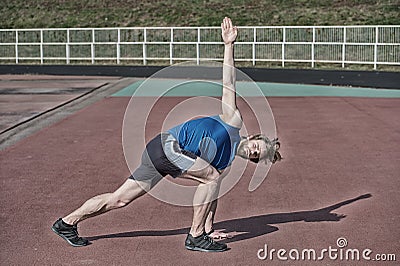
[1,0,399,29]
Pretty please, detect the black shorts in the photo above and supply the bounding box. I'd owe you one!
[129,133,197,184]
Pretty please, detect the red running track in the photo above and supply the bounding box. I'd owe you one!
[1,96,399,265]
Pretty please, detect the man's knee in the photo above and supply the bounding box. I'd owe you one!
[203,166,220,183]
[107,189,141,209]
[107,179,148,209]
[184,159,222,184]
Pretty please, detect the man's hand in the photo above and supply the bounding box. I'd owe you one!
[221,17,237,45]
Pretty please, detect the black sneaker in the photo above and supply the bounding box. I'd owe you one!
[51,218,89,247]
[185,232,228,252]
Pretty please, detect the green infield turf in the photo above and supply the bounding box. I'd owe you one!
[112,80,400,98]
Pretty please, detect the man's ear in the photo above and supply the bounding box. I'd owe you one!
[274,142,280,150]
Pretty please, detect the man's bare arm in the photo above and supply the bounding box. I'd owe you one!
[220,17,242,128]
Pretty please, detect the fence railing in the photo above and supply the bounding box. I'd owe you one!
[0,26,399,69]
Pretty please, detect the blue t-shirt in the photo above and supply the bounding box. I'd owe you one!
[168,115,241,170]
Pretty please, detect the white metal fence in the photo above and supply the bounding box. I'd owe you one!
[0,26,399,69]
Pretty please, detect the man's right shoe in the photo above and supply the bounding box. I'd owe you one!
[51,218,89,247]
[185,232,228,252]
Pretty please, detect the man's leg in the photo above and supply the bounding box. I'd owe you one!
[199,168,231,239]
[205,199,217,234]
[181,158,221,237]
[178,158,228,252]
[63,179,148,225]
[52,179,150,247]
[204,199,232,239]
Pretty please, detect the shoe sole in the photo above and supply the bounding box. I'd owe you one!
[51,226,89,247]
[185,245,228,252]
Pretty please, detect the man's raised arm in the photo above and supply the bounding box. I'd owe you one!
[220,17,242,128]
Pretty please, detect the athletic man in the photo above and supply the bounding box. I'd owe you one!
[52,17,281,252]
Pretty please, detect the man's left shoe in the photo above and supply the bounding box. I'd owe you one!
[51,218,89,247]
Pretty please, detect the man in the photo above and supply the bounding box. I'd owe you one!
[52,17,281,252]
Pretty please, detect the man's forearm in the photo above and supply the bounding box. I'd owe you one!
[223,43,235,87]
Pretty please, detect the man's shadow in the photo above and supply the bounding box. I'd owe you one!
[86,193,371,244]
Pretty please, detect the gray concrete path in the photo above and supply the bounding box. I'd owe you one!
[0,75,138,150]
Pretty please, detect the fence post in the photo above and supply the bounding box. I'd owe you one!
[282,27,285,67]
[40,29,43,64]
[374,26,378,70]
[143,28,147,65]
[66,29,70,64]
[117,28,121,64]
[15,30,18,64]
[311,27,315,68]
[170,28,173,65]
[342,26,346,68]
[196,28,200,65]
[252,27,256,66]
[91,29,95,64]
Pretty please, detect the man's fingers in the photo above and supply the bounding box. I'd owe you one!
[222,17,237,37]
[224,17,231,30]
[227,18,233,29]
